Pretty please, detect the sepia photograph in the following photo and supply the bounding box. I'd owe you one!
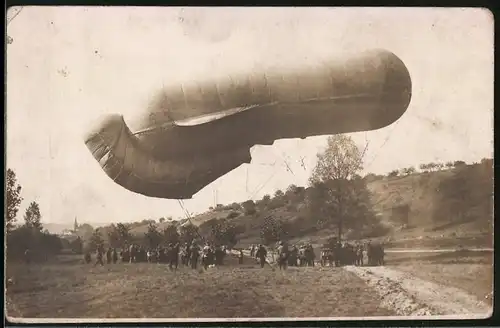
[5,6,494,323]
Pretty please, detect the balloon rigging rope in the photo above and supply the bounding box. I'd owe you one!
[177,199,205,242]
[164,106,203,235]
[364,118,401,170]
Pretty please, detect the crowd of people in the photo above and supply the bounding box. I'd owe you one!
[82,239,384,270]
[85,241,229,270]
[248,240,385,269]
[319,241,385,267]
[246,241,315,270]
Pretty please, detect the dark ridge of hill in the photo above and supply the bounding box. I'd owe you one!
[95,160,493,249]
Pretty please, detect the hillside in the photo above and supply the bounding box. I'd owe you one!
[95,160,493,249]
[365,162,493,248]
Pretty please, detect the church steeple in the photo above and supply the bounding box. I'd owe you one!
[73,217,79,233]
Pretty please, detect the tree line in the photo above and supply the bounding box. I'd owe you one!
[79,216,240,253]
[387,160,470,178]
[7,137,491,259]
[6,169,64,262]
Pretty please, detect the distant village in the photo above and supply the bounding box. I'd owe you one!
[58,218,95,242]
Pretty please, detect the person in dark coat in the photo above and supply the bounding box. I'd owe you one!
[106,248,112,264]
[238,249,244,264]
[255,244,267,268]
[84,251,91,264]
[190,243,200,269]
[94,246,104,266]
[214,245,225,265]
[170,243,180,270]
[112,248,118,264]
[277,241,289,270]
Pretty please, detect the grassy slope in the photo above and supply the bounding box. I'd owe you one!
[97,163,493,249]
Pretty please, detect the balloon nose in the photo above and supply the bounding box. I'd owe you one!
[375,51,412,128]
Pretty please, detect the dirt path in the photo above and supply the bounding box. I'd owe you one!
[344,265,491,317]
[385,248,493,253]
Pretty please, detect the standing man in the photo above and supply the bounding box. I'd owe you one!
[84,251,91,264]
[277,241,289,270]
[128,244,135,264]
[172,243,180,270]
[95,245,104,266]
[185,242,192,266]
[190,242,200,270]
[255,244,268,268]
[106,248,112,264]
[238,249,244,264]
[112,248,118,264]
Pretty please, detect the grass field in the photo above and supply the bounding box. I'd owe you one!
[6,254,394,319]
[6,250,493,320]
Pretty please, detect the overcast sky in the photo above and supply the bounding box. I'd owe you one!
[6,7,493,226]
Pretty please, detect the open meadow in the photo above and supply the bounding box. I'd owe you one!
[5,249,492,320]
[6,253,394,319]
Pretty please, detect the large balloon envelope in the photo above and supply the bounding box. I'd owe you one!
[85,49,412,199]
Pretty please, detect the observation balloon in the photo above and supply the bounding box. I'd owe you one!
[85,49,412,199]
